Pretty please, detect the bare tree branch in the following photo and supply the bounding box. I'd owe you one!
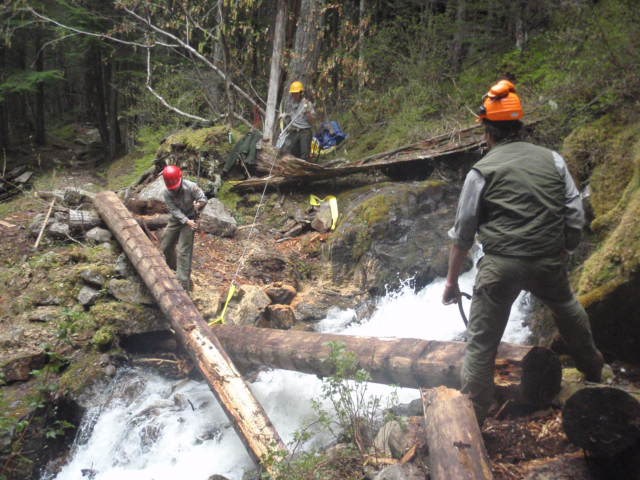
[121,5,265,116]
[145,49,208,123]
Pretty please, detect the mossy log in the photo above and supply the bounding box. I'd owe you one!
[212,325,561,406]
[93,191,285,472]
[562,386,640,457]
[422,387,493,480]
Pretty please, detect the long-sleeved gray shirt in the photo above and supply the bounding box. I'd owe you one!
[449,148,584,252]
[163,178,207,224]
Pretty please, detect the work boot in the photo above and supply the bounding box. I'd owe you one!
[580,349,604,383]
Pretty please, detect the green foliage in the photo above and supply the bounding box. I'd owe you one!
[263,342,398,479]
[0,69,63,101]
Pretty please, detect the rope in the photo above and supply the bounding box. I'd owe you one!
[209,143,282,325]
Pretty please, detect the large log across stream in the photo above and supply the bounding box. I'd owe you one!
[211,324,562,406]
[93,191,286,472]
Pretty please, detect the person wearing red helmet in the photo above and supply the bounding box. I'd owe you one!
[160,165,207,291]
[442,79,603,423]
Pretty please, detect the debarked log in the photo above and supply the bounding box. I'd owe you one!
[562,386,640,457]
[211,325,562,406]
[93,191,285,471]
[422,387,493,480]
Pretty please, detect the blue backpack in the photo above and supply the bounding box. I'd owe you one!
[315,121,347,150]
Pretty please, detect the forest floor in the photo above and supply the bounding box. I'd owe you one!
[1,150,637,480]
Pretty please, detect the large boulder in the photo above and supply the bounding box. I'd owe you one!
[325,180,460,295]
[199,198,237,237]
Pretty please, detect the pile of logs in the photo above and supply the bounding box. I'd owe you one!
[0,166,33,202]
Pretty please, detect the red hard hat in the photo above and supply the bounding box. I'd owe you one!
[162,165,183,191]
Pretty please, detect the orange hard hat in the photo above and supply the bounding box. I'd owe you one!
[162,165,183,191]
[477,80,524,122]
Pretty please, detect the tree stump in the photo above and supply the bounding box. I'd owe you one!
[562,386,640,457]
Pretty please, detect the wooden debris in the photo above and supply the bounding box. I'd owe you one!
[422,386,494,480]
[232,124,486,190]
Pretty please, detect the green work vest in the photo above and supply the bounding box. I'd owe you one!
[473,141,566,257]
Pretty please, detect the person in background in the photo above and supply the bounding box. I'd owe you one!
[442,79,604,423]
[281,80,316,161]
[160,165,207,291]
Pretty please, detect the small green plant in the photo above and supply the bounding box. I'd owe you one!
[262,341,399,479]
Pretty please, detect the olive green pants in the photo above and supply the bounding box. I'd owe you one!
[462,253,599,422]
[160,219,195,291]
[283,128,313,161]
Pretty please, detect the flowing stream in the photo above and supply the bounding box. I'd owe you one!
[47,263,531,480]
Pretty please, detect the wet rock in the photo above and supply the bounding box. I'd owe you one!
[1,350,47,383]
[265,304,296,329]
[199,198,237,237]
[104,364,117,377]
[263,282,297,304]
[231,285,271,326]
[387,417,426,459]
[108,278,154,305]
[78,286,101,307]
[311,201,334,232]
[291,287,361,323]
[372,463,425,480]
[325,180,458,295]
[48,221,70,239]
[389,398,423,417]
[80,268,106,288]
[0,326,25,348]
[115,253,136,278]
[136,176,167,203]
[208,475,231,480]
[28,213,53,237]
[25,306,61,323]
[85,227,112,243]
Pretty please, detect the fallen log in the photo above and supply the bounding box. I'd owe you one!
[562,386,640,457]
[93,191,285,472]
[211,325,562,406]
[231,125,485,190]
[134,213,171,230]
[422,387,493,480]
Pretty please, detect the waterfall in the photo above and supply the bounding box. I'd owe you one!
[47,267,532,480]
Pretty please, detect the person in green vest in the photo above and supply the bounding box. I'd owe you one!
[160,165,207,292]
[442,79,604,423]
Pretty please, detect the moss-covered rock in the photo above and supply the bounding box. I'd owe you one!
[561,112,640,362]
[326,180,458,294]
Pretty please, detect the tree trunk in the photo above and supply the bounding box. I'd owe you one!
[0,45,8,150]
[263,0,287,143]
[211,324,561,406]
[87,44,109,157]
[562,386,640,457]
[422,387,494,480]
[34,30,46,146]
[93,191,286,472]
[358,0,367,91]
[285,0,324,110]
[107,58,119,160]
[449,0,466,73]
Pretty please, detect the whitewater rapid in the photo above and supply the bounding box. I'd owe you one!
[48,266,532,480]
